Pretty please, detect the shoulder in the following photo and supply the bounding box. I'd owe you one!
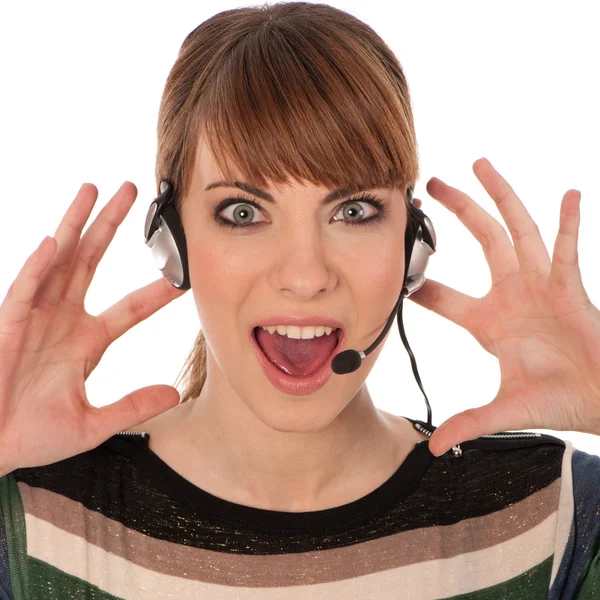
[448,430,568,489]
[412,430,568,515]
[423,426,567,471]
[427,429,568,478]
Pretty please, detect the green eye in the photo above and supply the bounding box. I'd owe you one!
[214,193,387,231]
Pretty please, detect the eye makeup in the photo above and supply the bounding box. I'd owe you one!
[213,192,388,231]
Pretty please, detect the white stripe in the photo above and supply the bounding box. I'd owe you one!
[549,439,574,586]
[25,509,557,599]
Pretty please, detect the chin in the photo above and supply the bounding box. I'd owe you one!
[241,386,357,434]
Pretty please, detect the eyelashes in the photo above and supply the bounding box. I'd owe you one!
[213,192,387,231]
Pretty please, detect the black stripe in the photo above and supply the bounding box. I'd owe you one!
[10,428,564,555]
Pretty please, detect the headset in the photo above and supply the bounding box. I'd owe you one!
[144,181,437,427]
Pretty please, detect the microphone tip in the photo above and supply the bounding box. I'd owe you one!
[331,349,362,374]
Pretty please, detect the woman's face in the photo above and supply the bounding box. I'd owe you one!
[179,140,409,431]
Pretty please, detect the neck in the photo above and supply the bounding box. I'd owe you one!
[166,374,422,512]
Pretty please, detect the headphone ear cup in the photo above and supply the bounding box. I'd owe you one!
[160,202,191,290]
[403,202,437,297]
[144,187,191,290]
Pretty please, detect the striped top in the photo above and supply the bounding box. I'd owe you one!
[1,415,600,599]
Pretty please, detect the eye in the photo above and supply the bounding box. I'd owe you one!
[331,193,384,227]
[213,192,387,230]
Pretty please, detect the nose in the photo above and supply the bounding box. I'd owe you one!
[270,229,337,300]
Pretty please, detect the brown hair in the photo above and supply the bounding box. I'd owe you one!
[156,2,420,404]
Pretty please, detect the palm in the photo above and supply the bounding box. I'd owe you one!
[0,182,184,475]
[408,158,600,457]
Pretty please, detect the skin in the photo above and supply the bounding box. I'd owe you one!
[133,139,429,512]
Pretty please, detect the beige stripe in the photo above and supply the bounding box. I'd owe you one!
[23,509,557,599]
[18,477,560,586]
[549,439,574,586]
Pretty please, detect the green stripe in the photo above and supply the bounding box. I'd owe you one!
[444,554,553,599]
[574,527,600,598]
[29,556,126,600]
[0,474,29,600]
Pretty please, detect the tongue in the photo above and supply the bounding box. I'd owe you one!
[255,327,338,377]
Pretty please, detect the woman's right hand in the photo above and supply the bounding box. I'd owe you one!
[0,181,187,476]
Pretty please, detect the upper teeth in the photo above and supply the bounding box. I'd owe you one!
[260,325,338,339]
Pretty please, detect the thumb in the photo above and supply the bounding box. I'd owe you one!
[85,384,181,447]
[427,400,518,458]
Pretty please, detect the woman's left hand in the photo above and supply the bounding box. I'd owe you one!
[408,158,600,458]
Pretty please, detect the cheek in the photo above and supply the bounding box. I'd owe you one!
[382,236,406,288]
[352,235,405,334]
[187,228,264,286]
[346,233,405,293]
[185,238,247,324]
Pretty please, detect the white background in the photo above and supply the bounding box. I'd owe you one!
[1,1,599,454]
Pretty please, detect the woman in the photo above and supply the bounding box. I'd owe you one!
[1,3,599,598]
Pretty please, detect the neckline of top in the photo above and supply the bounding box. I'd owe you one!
[112,417,435,530]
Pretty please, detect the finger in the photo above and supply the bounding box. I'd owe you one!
[428,408,486,458]
[83,384,180,449]
[34,183,100,310]
[427,395,534,457]
[550,189,587,297]
[472,158,551,275]
[408,278,476,331]
[0,236,57,336]
[62,182,138,308]
[98,277,186,344]
[426,176,520,286]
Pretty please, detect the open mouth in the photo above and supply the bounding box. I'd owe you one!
[252,326,343,378]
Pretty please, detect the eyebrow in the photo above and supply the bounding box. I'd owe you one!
[204,180,392,204]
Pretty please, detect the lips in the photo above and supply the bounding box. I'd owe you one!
[249,325,347,395]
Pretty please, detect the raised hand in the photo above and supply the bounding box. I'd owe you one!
[409,158,600,457]
[0,182,186,476]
